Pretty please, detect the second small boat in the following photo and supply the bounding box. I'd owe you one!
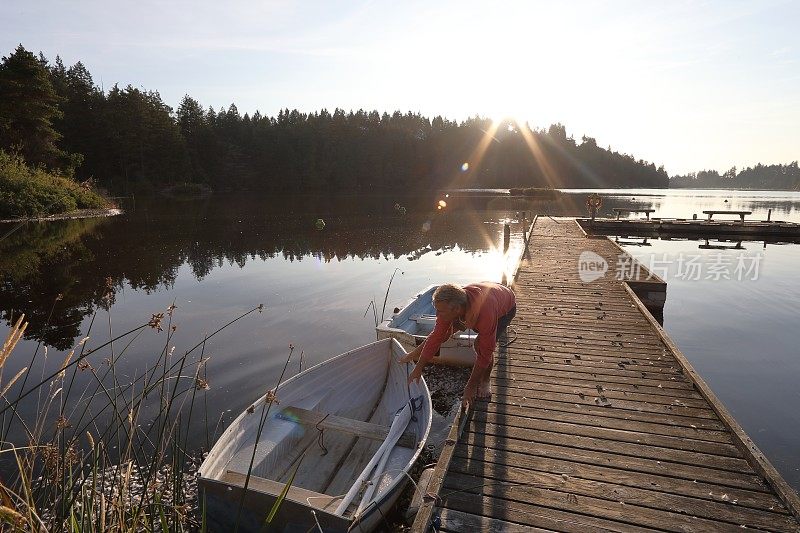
[377,285,477,366]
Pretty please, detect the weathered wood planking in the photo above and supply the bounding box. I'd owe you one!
[412,216,800,532]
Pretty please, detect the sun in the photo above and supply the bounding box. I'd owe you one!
[490,116,526,133]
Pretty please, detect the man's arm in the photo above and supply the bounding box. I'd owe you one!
[403,318,452,384]
[404,336,436,384]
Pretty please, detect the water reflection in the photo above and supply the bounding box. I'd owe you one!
[3,189,799,351]
[0,217,113,349]
[1,194,525,350]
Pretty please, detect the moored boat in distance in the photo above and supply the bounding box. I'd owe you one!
[198,338,431,532]
[377,285,477,366]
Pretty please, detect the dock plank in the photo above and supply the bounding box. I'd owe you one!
[442,472,760,532]
[452,444,784,512]
[437,508,556,533]
[462,421,752,472]
[473,402,733,443]
[447,462,798,531]
[468,409,740,456]
[495,362,694,390]
[471,390,728,431]
[457,430,770,491]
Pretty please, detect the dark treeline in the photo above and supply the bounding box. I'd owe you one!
[670,163,800,190]
[0,45,669,193]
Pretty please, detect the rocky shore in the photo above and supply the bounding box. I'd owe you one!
[0,207,122,224]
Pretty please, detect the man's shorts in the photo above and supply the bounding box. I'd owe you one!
[497,305,517,338]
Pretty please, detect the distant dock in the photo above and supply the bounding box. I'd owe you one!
[580,216,800,243]
[412,216,800,532]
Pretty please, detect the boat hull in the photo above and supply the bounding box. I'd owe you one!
[198,338,431,532]
[201,473,409,532]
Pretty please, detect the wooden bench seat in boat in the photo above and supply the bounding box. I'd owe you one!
[410,313,437,323]
[222,470,342,513]
[276,406,417,449]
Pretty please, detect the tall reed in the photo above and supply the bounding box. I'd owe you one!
[0,304,263,532]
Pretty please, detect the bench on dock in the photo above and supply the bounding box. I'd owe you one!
[699,239,744,250]
[703,210,752,223]
[612,208,656,220]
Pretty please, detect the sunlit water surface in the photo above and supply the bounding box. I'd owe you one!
[1,189,798,488]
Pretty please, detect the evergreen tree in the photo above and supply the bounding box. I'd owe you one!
[0,45,67,168]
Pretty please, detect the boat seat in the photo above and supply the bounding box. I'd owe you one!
[277,406,417,449]
[224,390,332,478]
[409,313,437,324]
[221,470,341,512]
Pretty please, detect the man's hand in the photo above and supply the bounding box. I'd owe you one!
[407,363,424,385]
[462,381,477,408]
[398,352,416,364]
[399,342,424,365]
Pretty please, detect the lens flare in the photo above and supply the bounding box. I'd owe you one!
[461,162,469,172]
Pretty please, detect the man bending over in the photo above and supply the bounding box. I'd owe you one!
[400,282,516,406]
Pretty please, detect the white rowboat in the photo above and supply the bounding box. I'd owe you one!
[376,285,477,366]
[198,338,432,532]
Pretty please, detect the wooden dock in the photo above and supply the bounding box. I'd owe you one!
[580,217,800,243]
[412,216,800,532]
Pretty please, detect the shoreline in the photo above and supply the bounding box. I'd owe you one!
[0,207,123,224]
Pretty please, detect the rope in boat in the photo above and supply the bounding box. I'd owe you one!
[316,413,330,455]
[499,326,518,348]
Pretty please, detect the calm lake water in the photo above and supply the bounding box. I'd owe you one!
[1,189,798,488]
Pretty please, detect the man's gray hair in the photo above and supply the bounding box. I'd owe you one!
[432,284,467,308]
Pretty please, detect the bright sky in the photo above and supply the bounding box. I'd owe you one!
[1,0,798,175]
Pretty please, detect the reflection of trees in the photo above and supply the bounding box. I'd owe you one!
[739,201,797,217]
[1,218,109,349]
[1,194,519,349]
[0,218,105,282]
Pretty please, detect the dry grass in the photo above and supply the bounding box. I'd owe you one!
[0,304,264,532]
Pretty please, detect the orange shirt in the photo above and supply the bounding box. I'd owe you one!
[420,282,516,368]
